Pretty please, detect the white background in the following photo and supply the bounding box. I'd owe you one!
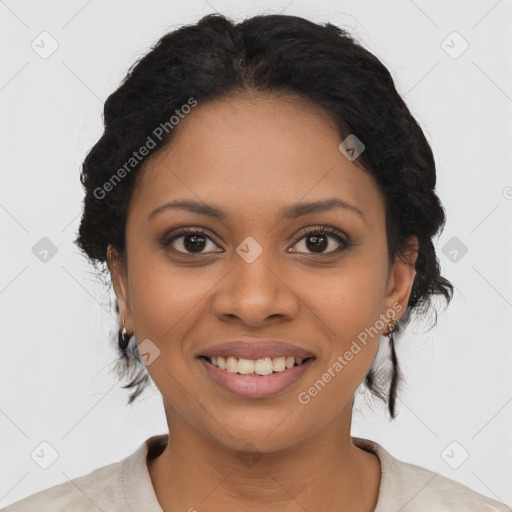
[1,0,511,508]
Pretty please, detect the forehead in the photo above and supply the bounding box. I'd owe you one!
[130,93,384,226]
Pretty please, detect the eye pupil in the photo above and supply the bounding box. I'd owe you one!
[306,234,328,253]
[184,234,206,252]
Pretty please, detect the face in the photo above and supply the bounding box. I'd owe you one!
[109,92,417,453]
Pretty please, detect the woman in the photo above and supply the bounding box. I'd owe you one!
[3,12,509,512]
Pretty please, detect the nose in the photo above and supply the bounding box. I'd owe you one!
[212,246,300,329]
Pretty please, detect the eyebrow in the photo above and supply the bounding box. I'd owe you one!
[148,197,365,222]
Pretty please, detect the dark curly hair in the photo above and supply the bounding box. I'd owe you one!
[74,12,454,419]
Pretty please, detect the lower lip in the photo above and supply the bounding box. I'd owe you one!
[198,357,315,398]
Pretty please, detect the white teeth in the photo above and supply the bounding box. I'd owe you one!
[254,357,273,376]
[226,356,238,373]
[206,355,310,375]
[272,356,286,372]
[238,358,255,374]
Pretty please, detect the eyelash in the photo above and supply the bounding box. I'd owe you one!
[160,226,351,256]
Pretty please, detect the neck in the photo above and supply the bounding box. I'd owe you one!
[147,402,380,512]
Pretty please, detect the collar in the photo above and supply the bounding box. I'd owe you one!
[121,433,402,511]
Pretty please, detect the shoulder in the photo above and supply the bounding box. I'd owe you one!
[1,434,167,512]
[0,433,169,512]
[0,457,127,512]
[352,437,511,512]
[391,457,511,512]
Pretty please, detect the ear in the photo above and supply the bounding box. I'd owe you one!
[384,235,419,319]
[107,245,133,332]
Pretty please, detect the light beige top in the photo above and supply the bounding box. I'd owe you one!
[2,434,510,511]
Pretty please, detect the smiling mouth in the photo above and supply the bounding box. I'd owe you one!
[198,355,315,377]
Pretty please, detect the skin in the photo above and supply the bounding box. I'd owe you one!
[108,91,418,512]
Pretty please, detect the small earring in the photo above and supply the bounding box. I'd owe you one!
[118,317,129,353]
[385,315,397,340]
[385,314,399,419]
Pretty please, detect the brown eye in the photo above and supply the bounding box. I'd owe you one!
[162,229,222,254]
[290,227,350,255]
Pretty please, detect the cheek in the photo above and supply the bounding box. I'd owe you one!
[306,259,387,340]
[295,266,386,418]
[126,250,207,347]
[298,253,388,389]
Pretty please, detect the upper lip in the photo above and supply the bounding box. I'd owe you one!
[197,340,315,360]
